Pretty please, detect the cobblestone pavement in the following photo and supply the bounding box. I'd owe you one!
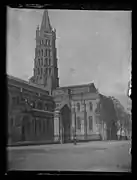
[7,140,131,172]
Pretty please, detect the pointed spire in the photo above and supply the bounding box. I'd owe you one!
[41,10,52,32]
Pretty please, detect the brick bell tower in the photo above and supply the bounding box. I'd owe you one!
[29,10,59,95]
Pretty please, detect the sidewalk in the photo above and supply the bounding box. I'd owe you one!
[7,138,101,147]
[7,140,130,151]
[7,140,60,147]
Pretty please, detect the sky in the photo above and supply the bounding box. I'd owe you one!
[7,7,131,100]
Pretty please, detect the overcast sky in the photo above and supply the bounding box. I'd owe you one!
[7,8,131,97]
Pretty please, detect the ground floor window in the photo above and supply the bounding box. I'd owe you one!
[77,117,81,130]
[89,116,93,131]
[34,118,36,134]
[43,120,45,133]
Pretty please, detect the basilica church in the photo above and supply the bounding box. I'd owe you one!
[7,10,111,145]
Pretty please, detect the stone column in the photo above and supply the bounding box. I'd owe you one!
[83,101,87,140]
[60,114,63,144]
[54,114,60,141]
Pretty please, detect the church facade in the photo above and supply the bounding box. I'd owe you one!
[52,84,101,142]
[8,10,105,145]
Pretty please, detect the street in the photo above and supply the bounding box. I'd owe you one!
[7,141,131,172]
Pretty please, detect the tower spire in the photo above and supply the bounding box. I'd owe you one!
[41,10,52,32]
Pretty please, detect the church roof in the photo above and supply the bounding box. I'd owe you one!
[56,82,96,90]
[40,10,52,32]
[7,74,50,95]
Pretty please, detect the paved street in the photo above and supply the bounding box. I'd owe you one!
[7,141,131,172]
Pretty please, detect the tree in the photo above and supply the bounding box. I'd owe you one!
[99,94,118,140]
[111,97,131,139]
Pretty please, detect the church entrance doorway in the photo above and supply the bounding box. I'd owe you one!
[60,104,71,143]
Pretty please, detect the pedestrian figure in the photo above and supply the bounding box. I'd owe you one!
[74,134,77,145]
[72,127,77,145]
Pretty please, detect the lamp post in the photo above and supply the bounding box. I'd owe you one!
[74,108,77,145]
[81,92,87,140]
[71,103,77,145]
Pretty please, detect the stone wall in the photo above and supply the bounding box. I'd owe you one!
[8,75,55,145]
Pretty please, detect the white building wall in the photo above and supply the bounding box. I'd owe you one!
[70,99,100,137]
[71,100,85,137]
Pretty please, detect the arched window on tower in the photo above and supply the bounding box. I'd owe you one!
[45,68,47,75]
[47,58,48,65]
[49,68,51,75]
[38,59,40,66]
[41,49,43,56]
[50,50,52,56]
[35,48,37,57]
[49,58,50,65]
[46,49,48,57]
[38,68,40,75]
[44,58,47,66]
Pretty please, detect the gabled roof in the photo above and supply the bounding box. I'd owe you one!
[40,10,52,32]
